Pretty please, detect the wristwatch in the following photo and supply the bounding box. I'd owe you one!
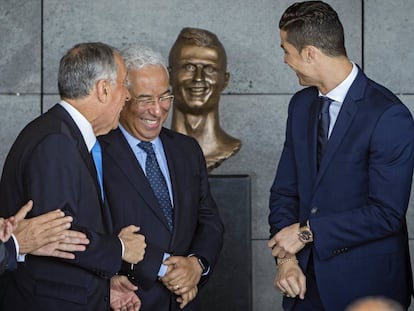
[189,254,210,275]
[298,220,313,244]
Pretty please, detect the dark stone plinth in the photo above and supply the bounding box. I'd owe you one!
[198,175,252,310]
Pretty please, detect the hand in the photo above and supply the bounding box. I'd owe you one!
[0,200,33,242]
[268,223,304,258]
[274,259,306,299]
[110,275,141,311]
[30,229,89,259]
[160,256,202,295]
[118,225,146,264]
[0,218,13,242]
[176,286,198,309]
[13,204,78,254]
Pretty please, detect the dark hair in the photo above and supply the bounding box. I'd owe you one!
[279,1,347,57]
[58,42,118,99]
[169,27,227,68]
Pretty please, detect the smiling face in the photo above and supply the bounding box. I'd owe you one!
[169,43,229,114]
[120,65,171,142]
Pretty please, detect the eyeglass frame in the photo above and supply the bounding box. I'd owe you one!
[130,94,174,108]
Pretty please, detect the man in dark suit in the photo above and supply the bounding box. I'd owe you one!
[100,45,224,311]
[267,1,414,311]
[0,42,146,311]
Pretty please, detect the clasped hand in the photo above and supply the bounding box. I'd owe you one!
[160,256,202,309]
[267,223,304,258]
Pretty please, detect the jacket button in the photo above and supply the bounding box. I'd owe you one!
[311,207,318,214]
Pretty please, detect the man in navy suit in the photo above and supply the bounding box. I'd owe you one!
[100,45,224,311]
[0,42,146,311]
[268,1,414,310]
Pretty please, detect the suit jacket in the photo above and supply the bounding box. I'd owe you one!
[0,239,17,274]
[0,104,122,311]
[269,69,414,311]
[100,127,224,311]
[0,242,6,275]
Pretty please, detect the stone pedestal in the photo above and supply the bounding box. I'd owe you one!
[198,175,252,310]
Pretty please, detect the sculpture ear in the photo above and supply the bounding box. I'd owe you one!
[223,72,230,90]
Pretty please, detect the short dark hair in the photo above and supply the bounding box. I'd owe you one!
[279,1,347,57]
[58,42,118,99]
[169,27,227,68]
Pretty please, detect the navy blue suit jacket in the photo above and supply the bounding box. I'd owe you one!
[0,104,122,311]
[100,127,224,311]
[269,69,414,310]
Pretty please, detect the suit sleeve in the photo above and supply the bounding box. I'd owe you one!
[0,239,18,275]
[268,99,300,238]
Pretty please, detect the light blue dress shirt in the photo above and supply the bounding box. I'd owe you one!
[119,124,173,277]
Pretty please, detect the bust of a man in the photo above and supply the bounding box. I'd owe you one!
[169,27,241,172]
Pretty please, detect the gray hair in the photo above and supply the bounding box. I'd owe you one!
[121,45,168,87]
[58,42,119,99]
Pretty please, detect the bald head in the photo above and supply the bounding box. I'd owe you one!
[345,297,404,311]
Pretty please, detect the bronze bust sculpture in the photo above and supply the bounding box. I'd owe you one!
[169,27,241,172]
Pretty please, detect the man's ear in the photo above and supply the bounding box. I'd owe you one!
[96,79,109,102]
[303,45,317,63]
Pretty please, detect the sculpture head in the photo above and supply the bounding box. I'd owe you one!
[168,27,230,115]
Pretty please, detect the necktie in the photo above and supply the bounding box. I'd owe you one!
[91,140,104,200]
[138,141,173,231]
[317,96,332,168]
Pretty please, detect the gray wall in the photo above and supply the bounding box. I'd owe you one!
[1,0,413,310]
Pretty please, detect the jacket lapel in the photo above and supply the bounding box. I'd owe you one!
[49,104,110,231]
[314,69,367,188]
[102,129,172,232]
[158,129,183,242]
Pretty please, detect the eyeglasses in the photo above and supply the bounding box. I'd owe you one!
[131,94,174,108]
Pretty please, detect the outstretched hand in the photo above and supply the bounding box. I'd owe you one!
[110,275,141,311]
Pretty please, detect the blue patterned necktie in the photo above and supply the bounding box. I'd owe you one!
[317,96,333,168]
[91,140,104,201]
[138,141,173,231]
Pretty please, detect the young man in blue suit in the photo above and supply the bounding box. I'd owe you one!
[268,1,414,310]
[0,42,146,311]
[100,45,224,311]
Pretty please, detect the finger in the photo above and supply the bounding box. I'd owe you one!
[63,229,88,240]
[50,250,76,259]
[43,216,74,231]
[267,238,277,249]
[163,255,181,266]
[277,250,286,259]
[56,242,87,252]
[271,246,281,257]
[14,200,34,222]
[125,225,140,233]
[298,273,307,299]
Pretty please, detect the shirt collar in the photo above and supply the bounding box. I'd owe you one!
[119,124,162,152]
[320,62,358,103]
[59,100,96,151]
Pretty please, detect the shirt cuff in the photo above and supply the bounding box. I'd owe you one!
[11,234,26,262]
[157,253,171,277]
